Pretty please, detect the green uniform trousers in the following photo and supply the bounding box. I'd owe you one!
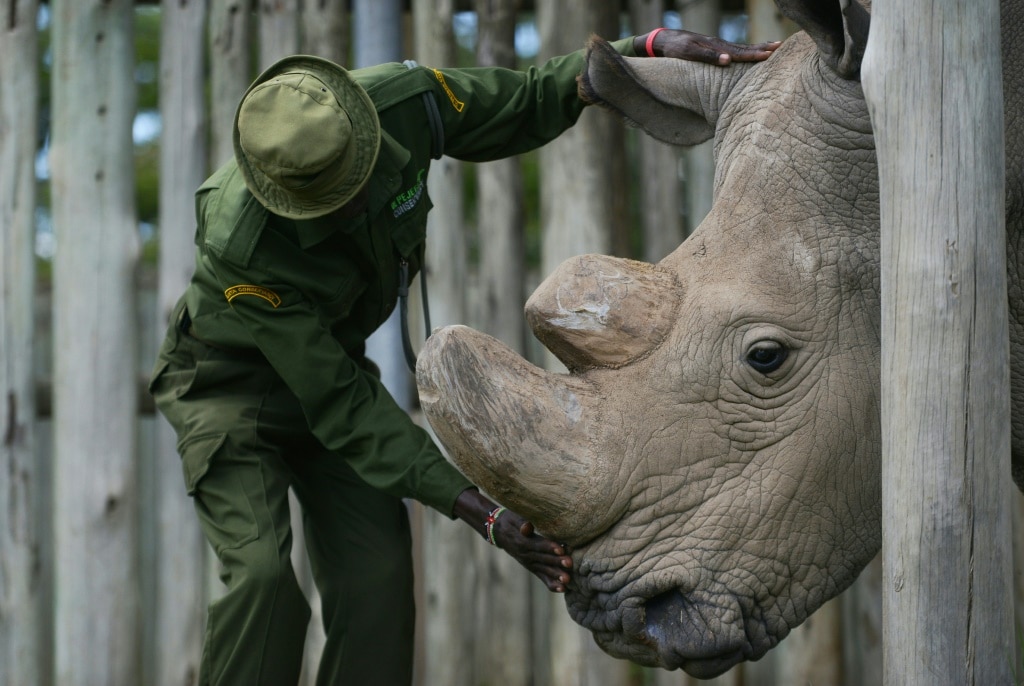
[150,304,415,686]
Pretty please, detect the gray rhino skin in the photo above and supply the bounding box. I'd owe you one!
[416,0,1024,677]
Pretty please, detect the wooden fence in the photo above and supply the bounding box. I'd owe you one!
[4,1,1024,685]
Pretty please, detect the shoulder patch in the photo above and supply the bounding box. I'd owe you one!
[224,285,282,308]
[432,69,465,112]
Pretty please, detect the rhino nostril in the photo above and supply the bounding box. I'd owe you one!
[644,589,689,639]
[642,589,748,677]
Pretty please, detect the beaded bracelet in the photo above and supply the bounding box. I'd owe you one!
[485,506,507,546]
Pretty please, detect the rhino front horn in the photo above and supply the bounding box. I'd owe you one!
[416,326,626,544]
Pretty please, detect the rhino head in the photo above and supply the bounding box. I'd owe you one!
[418,0,883,677]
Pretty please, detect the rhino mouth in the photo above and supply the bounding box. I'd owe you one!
[567,578,772,679]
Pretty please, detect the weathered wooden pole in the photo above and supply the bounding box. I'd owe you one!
[470,7,538,685]
[356,0,410,407]
[406,4,481,684]
[675,0,719,243]
[147,2,208,684]
[861,0,1014,683]
[301,0,348,66]
[258,0,299,68]
[629,0,687,263]
[0,1,42,684]
[50,1,140,683]
[535,2,634,684]
[208,0,253,169]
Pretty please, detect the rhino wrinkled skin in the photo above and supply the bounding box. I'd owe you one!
[417,0,1024,677]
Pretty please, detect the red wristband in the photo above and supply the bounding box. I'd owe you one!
[645,28,666,57]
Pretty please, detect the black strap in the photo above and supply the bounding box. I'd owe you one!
[398,256,432,374]
[397,59,440,373]
[402,59,445,160]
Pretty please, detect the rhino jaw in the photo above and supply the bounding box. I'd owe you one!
[416,325,625,544]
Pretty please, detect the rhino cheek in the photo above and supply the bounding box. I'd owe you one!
[557,348,881,676]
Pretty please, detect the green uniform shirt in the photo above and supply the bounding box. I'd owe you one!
[178,38,637,516]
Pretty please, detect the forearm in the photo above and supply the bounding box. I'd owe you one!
[452,487,493,541]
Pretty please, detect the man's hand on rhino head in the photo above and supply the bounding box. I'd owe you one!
[634,28,781,65]
[453,487,573,593]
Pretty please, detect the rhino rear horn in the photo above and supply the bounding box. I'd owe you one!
[526,254,679,372]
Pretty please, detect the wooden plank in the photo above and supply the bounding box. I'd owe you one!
[147,2,209,684]
[408,1,479,683]
[50,1,141,683]
[471,6,535,683]
[208,0,253,169]
[1,1,43,684]
[535,1,634,684]
[862,0,1014,682]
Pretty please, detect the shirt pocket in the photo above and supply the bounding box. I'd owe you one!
[320,266,368,321]
[389,192,433,259]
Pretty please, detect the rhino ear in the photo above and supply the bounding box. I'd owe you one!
[776,0,870,78]
[579,36,718,146]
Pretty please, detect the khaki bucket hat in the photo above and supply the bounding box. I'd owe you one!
[233,55,381,219]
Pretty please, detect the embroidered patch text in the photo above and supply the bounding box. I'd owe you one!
[224,284,282,308]
[432,69,465,112]
[391,169,426,218]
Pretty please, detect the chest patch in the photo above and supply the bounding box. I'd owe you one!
[391,169,426,219]
[224,284,282,308]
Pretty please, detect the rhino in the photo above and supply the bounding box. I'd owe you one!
[416,0,1024,677]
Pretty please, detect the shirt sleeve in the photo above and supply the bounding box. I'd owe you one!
[423,36,637,161]
[206,254,473,516]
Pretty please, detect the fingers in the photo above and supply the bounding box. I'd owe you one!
[725,40,783,62]
[660,39,727,65]
[538,566,571,593]
[497,514,575,592]
[656,30,782,65]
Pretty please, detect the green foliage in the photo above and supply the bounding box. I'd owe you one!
[135,142,160,225]
[135,8,161,112]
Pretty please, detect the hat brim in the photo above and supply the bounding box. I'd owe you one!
[233,55,381,220]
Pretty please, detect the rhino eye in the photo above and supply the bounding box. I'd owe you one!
[746,341,789,374]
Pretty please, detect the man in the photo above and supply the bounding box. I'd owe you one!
[150,27,778,685]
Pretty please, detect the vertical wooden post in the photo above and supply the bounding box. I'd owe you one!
[476,0,527,351]
[629,0,687,262]
[301,0,348,66]
[535,2,633,685]
[471,7,537,686]
[258,0,299,68]
[146,3,209,685]
[862,0,1014,683]
[676,0,719,242]
[0,1,42,684]
[745,0,796,44]
[408,3,479,684]
[50,1,140,683]
[356,0,410,407]
[208,0,253,169]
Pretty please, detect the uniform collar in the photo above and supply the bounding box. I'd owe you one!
[293,130,410,249]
